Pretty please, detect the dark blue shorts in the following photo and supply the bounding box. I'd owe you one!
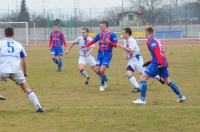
[144,64,169,78]
[96,51,112,67]
[51,47,63,56]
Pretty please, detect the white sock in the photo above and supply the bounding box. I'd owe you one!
[27,91,42,110]
[129,76,140,89]
[80,70,89,79]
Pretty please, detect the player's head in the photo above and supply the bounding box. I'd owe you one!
[99,21,109,32]
[145,27,154,38]
[122,27,132,39]
[5,27,14,37]
[81,27,90,38]
[53,24,60,32]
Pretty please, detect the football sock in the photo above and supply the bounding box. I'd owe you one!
[168,82,182,97]
[128,76,140,89]
[80,69,89,79]
[52,58,58,64]
[27,91,42,110]
[58,58,63,70]
[140,80,147,101]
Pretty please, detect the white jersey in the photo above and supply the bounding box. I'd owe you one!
[73,36,95,56]
[0,38,27,73]
[123,37,141,59]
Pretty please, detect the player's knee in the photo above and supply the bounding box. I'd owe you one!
[163,78,171,85]
[140,73,148,80]
[126,70,132,78]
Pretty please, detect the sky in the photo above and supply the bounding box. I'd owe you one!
[1,0,125,12]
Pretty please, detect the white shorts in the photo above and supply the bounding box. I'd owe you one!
[78,55,96,67]
[127,56,144,73]
[0,70,26,85]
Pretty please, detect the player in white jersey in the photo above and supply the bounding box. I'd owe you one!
[66,28,96,84]
[119,27,144,92]
[0,27,43,112]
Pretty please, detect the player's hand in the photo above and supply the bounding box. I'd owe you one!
[65,49,69,55]
[24,73,28,77]
[106,38,111,44]
[143,61,151,67]
[157,65,165,71]
[116,43,123,49]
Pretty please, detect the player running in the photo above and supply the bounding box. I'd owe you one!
[0,27,43,112]
[66,28,96,85]
[132,27,186,104]
[119,27,144,92]
[48,24,67,72]
[82,21,120,91]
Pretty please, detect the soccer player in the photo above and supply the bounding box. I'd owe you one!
[48,24,67,72]
[132,27,186,104]
[82,21,120,91]
[0,27,43,112]
[66,28,96,85]
[120,27,144,92]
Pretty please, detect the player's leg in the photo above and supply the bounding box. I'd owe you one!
[132,64,157,104]
[11,72,43,112]
[126,66,140,92]
[79,59,90,85]
[57,55,63,72]
[0,73,10,100]
[99,65,108,91]
[163,77,186,102]
[50,47,58,64]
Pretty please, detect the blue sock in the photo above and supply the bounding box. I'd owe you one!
[100,74,107,86]
[52,58,58,64]
[97,72,108,81]
[168,82,182,97]
[58,59,63,70]
[140,80,147,101]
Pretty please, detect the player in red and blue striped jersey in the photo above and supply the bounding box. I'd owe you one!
[48,24,67,72]
[82,21,120,91]
[133,27,186,104]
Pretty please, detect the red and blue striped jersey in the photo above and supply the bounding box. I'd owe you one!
[48,31,67,48]
[147,36,168,67]
[93,31,118,52]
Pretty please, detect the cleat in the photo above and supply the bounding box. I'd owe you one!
[57,68,62,72]
[36,108,44,113]
[132,88,141,93]
[132,99,146,105]
[85,77,90,85]
[99,86,105,92]
[0,95,6,100]
[176,95,186,103]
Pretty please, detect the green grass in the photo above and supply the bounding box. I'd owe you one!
[0,44,200,132]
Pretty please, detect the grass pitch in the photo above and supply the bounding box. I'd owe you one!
[0,44,200,132]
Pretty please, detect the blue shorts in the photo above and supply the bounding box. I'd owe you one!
[144,64,169,78]
[96,51,112,67]
[51,47,63,56]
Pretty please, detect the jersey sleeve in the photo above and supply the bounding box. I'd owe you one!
[109,32,118,47]
[93,34,100,43]
[148,40,162,65]
[60,32,67,47]
[48,33,53,48]
[20,46,27,58]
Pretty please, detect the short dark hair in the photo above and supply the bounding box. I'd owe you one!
[5,27,14,37]
[145,27,154,34]
[100,21,109,28]
[82,27,89,33]
[123,27,132,36]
